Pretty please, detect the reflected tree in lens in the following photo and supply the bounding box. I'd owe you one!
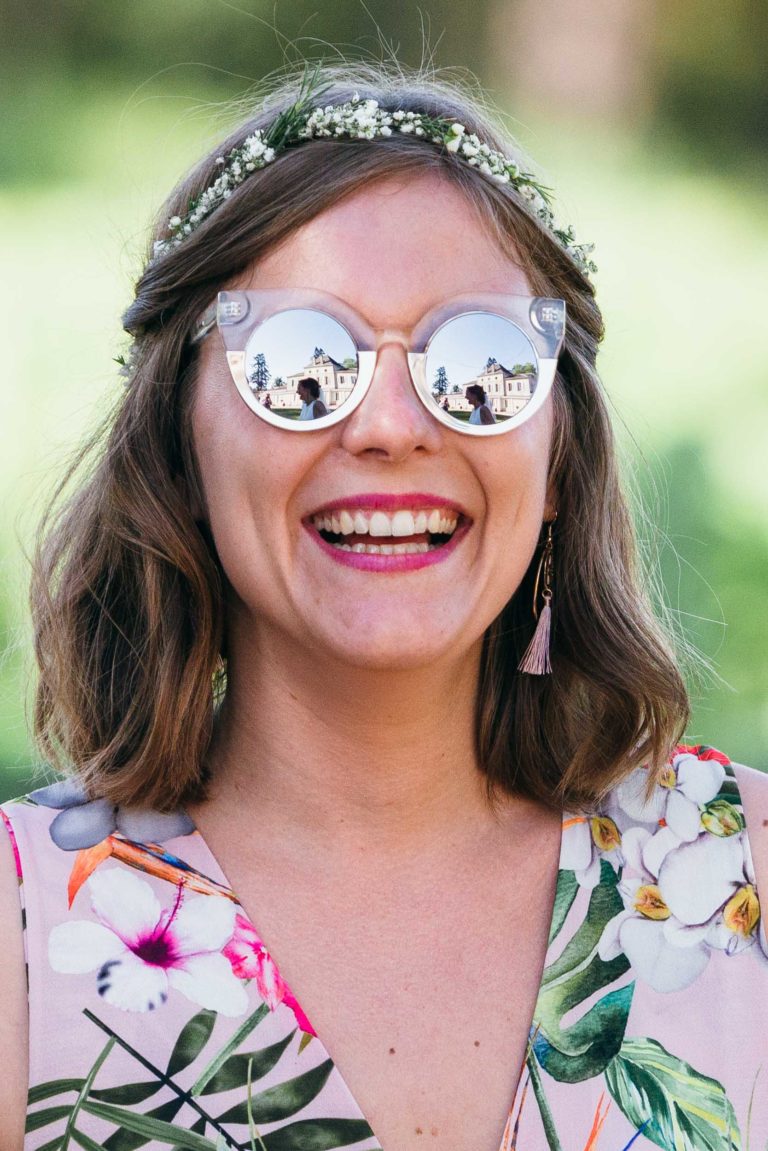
[433,365,449,397]
[248,352,270,392]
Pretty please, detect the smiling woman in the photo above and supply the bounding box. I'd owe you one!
[1,58,767,1151]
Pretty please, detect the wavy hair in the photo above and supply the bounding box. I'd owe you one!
[31,60,689,811]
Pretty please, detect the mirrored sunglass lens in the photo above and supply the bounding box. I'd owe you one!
[243,309,359,422]
[424,313,539,429]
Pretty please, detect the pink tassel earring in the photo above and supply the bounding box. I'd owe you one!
[518,517,556,675]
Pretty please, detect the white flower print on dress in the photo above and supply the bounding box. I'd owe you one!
[611,751,725,842]
[598,826,710,992]
[599,763,765,993]
[49,867,248,1015]
[560,814,622,888]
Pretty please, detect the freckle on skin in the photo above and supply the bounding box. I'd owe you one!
[415,1127,423,1136]
[431,1127,439,1137]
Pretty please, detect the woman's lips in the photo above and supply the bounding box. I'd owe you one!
[303,492,472,572]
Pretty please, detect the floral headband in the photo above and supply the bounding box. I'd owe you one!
[152,73,596,277]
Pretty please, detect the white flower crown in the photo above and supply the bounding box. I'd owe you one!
[153,89,596,277]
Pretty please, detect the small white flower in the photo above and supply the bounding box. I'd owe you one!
[449,122,465,136]
[168,216,182,229]
[461,142,479,157]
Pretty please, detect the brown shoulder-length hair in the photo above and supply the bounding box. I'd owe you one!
[31,61,689,812]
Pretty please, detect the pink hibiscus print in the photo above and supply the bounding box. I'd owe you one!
[49,867,248,1015]
[224,913,316,1035]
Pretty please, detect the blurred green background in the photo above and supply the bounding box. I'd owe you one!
[1,0,767,801]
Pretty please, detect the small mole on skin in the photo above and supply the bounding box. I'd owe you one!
[389,1047,396,1054]
[415,1128,423,1136]
[474,1040,480,1047]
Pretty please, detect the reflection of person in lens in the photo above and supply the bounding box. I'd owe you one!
[262,393,272,409]
[441,397,450,412]
[465,384,496,425]
[297,377,328,420]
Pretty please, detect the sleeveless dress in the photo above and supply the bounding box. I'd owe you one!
[299,399,320,420]
[4,742,768,1150]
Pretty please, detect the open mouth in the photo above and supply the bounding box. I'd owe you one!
[310,507,462,554]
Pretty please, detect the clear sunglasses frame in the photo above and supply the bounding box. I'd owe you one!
[193,288,566,437]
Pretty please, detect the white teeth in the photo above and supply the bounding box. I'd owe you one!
[368,511,392,537]
[313,507,460,537]
[391,510,416,537]
[350,542,431,555]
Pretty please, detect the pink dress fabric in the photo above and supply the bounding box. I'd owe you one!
[3,742,768,1150]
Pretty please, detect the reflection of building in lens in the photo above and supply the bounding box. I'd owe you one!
[435,356,535,417]
[248,348,357,411]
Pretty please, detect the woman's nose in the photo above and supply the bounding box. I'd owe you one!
[338,343,442,462]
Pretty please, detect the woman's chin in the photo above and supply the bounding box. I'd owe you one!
[301,609,483,672]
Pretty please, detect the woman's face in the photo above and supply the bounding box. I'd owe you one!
[192,173,556,670]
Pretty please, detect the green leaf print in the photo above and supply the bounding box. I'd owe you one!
[102,1099,185,1151]
[199,1030,295,1094]
[91,1081,164,1105]
[605,1037,742,1151]
[191,1004,270,1095]
[71,1131,110,1151]
[260,1119,380,1151]
[81,1099,218,1149]
[167,1009,218,1077]
[534,860,634,1082]
[25,1104,73,1132]
[533,983,634,1083]
[28,1079,86,1105]
[216,1057,335,1125]
[548,868,579,946]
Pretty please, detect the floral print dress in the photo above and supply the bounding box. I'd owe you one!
[3,744,768,1151]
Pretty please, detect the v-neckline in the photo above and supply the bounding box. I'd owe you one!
[187,811,567,1151]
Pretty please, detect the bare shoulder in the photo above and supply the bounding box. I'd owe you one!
[733,763,768,897]
[0,813,28,1151]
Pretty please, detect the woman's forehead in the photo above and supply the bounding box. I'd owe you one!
[235,173,529,327]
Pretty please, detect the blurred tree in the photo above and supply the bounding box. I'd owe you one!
[0,0,494,182]
[653,0,768,160]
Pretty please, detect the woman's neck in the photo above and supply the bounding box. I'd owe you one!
[203,625,498,855]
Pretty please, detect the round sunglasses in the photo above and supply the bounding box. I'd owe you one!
[194,289,566,436]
